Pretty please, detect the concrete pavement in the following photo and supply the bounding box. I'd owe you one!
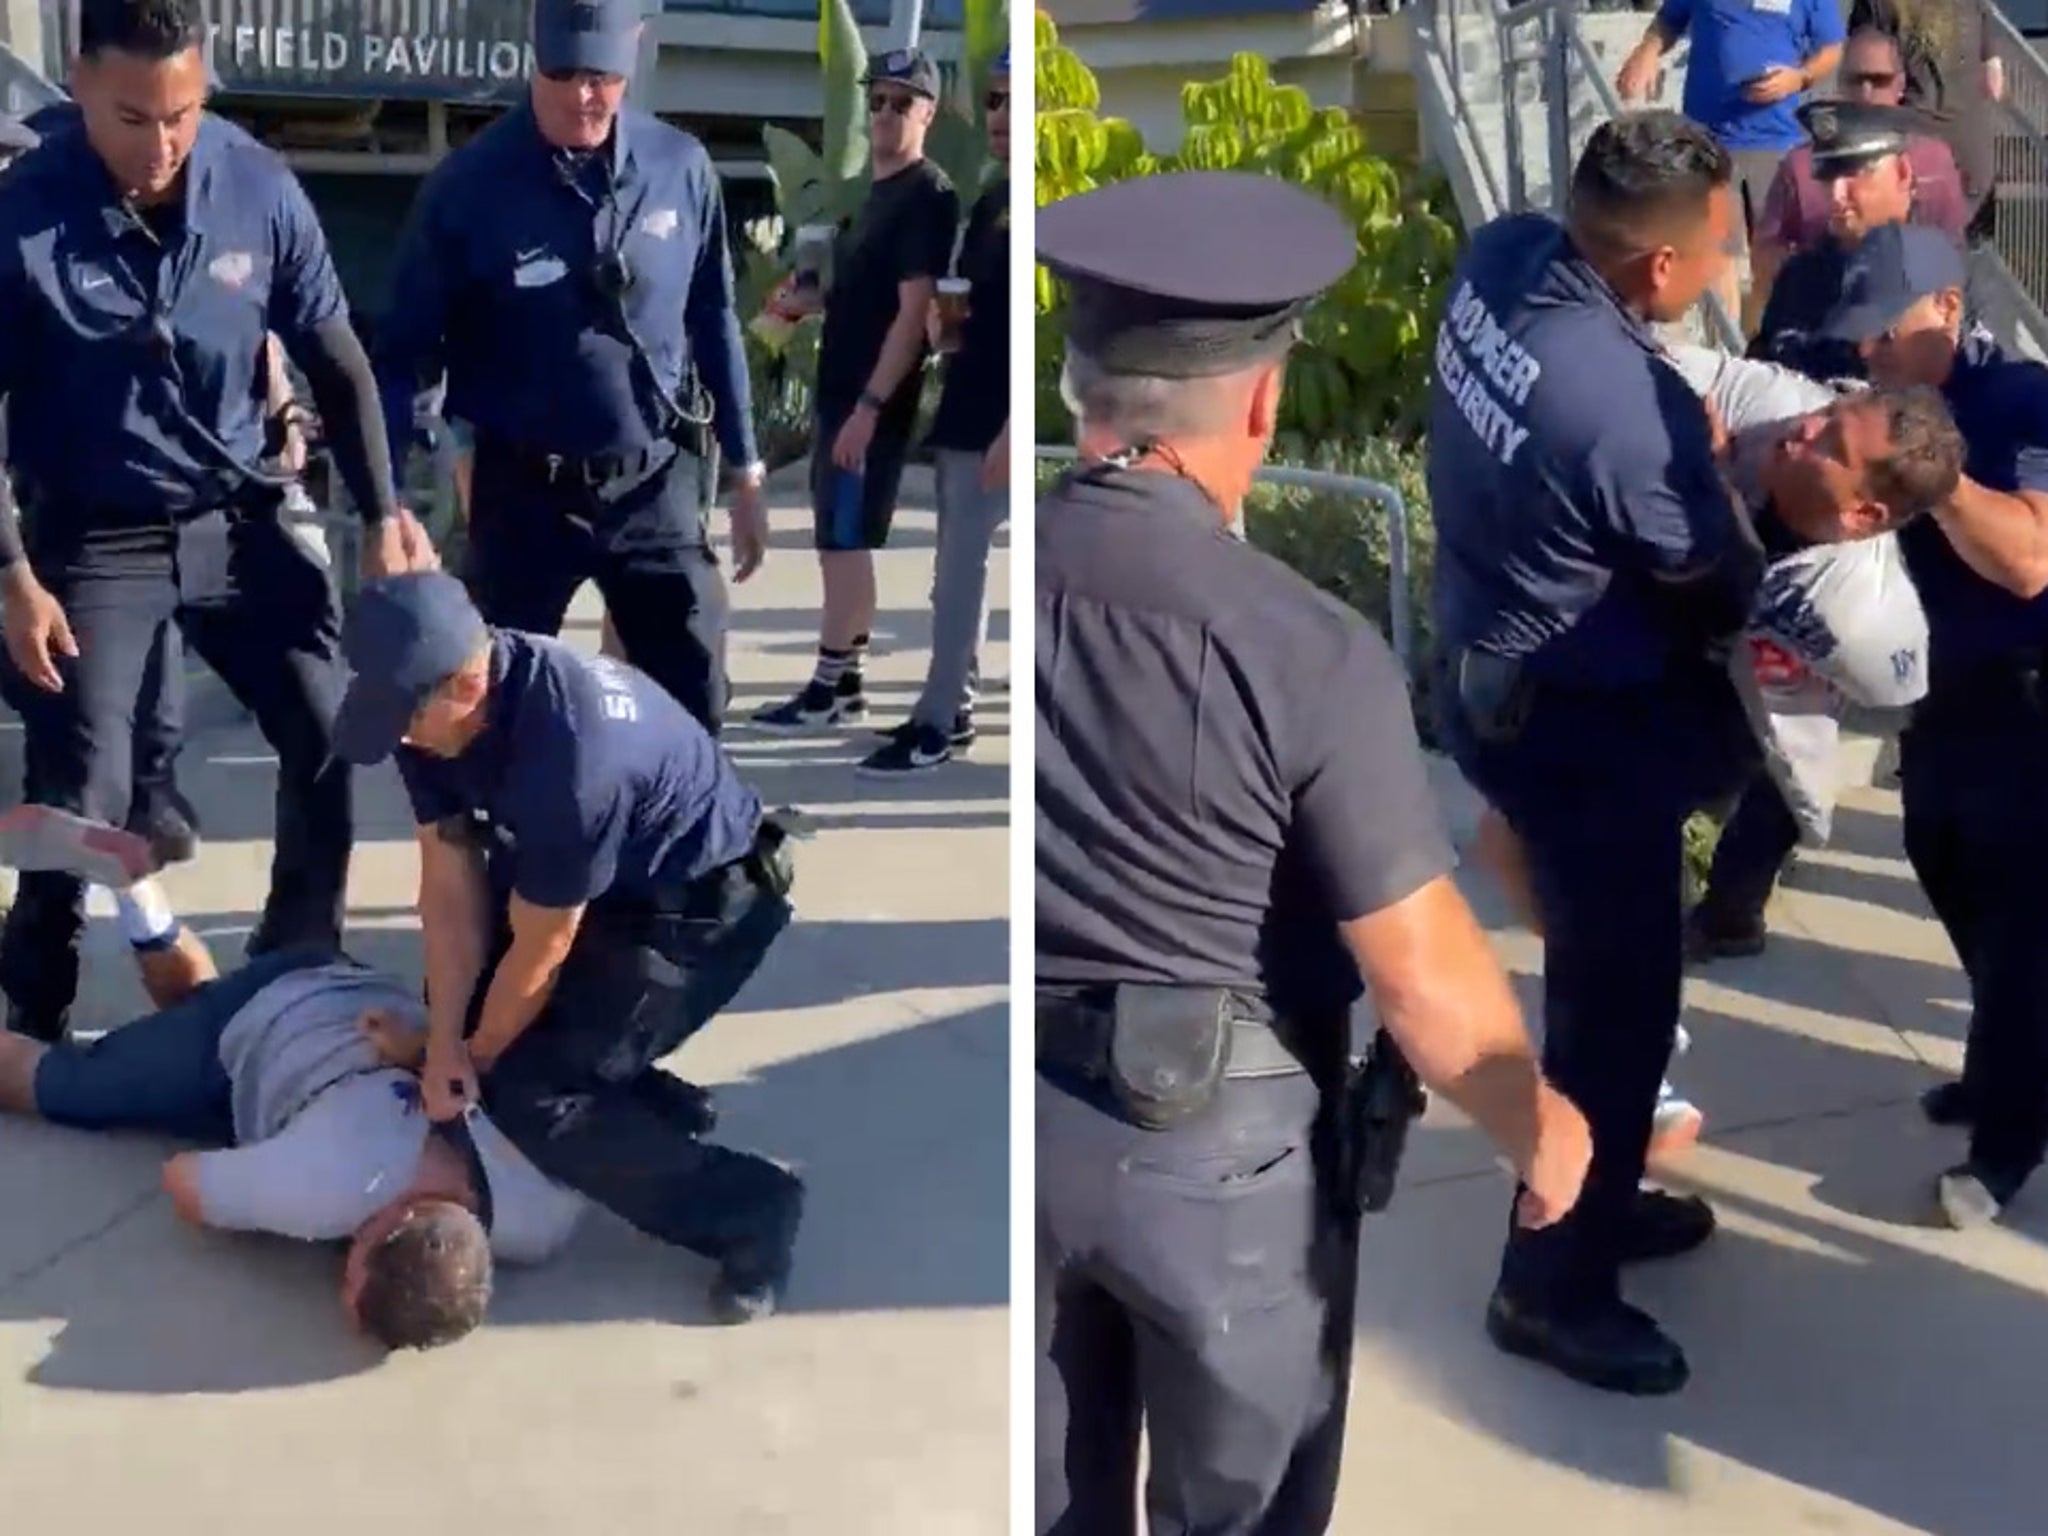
[0,469,1011,1534]
[1329,763,2048,1535]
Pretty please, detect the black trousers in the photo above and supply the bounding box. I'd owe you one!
[1693,767,1802,934]
[1036,1067,1359,1536]
[1900,681,2048,1181]
[0,508,351,1031]
[1444,668,1757,1311]
[464,440,731,735]
[479,847,803,1265]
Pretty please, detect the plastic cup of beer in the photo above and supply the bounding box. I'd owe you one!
[792,224,834,298]
[935,278,972,353]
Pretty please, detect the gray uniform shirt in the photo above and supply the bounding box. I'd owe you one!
[190,962,586,1264]
[1664,346,1930,843]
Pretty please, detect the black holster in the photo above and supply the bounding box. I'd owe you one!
[1344,1028,1427,1217]
[1452,648,1535,747]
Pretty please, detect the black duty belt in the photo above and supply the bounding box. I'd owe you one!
[474,432,675,489]
[1034,988,1304,1081]
[1917,656,2048,727]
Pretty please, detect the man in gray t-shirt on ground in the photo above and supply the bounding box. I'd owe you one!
[0,936,585,1352]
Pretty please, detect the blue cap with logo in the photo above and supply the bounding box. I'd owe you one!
[864,46,940,98]
[993,45,1010,75]
[1822,222,1968,344]
[533,0,641,78]
[334,572,490,766]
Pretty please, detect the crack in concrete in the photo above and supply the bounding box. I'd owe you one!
[0,1182,163,1299]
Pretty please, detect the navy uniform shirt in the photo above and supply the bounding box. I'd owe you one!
[815,160,958,425]
[1750,239,1863,384]
[0,114,347,519]
[1900,333,2048,682]
[1427,213,1748,687]
[376,103,757,468]
[398,630,761,909]
[1037,468,1454,1022]
[924,177,1008,454]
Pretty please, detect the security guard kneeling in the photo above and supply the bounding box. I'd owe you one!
[1829,224,2048,1229]
[1035,172,1589,1535]
[1428,112,1766,1396]
[0,0,426,1041]
[334,573,805,1322]
[375,0,768,736]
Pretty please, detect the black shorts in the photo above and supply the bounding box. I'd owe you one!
[810,406,912,552]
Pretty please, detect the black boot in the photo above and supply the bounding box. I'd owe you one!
[1617,1189,1717,1264]
[1921,1080,1975,1128]
[711,1170,805,1325]
[1485,1288,1690,1396]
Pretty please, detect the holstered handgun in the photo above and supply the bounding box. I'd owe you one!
[1346,1028,1427,1216]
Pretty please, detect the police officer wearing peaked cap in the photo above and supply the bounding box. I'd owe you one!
[1035,170,1589,1535]
[1751,98,1932,384]
[1824,222,2048,1231]
[0,0,429,1043]
[1429,111,1770,1397]
[375,0,768,737]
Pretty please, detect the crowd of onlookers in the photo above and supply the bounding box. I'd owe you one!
[1612,0,2009,339]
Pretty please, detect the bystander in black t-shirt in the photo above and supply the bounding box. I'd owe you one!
[1036,467,1455,1024]
[925,177,1010,455]
[815,158,960,432]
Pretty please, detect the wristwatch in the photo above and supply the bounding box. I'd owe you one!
[857,389,886,412]
[734,459,767,486]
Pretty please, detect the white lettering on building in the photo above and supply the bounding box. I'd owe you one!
[211,25,536,85]
[1433,279,1542,468]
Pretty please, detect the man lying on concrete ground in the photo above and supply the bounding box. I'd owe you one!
[1475,354,1958,1160]
[0,854,586,1354]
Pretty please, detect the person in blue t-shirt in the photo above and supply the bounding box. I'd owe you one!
[331,572,806,1324]
[1825,223,2048,1233]
[1428,112,1765,1398]
[1617,0,1845,332]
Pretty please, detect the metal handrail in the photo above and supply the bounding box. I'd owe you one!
[1035,445,1416,669]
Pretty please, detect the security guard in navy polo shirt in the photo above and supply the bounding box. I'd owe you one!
[0,0,425,1042]
[1429,112,1765,1396]
[334,571,806,1323]
[1751,100,1925,383]
[1826,223,2048,1231]
[375,0,767,736]
[1036,171,1588,1535]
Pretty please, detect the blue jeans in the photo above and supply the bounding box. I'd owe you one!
[31,947,335,1144]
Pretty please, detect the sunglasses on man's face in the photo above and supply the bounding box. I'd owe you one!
[869,90,918,116]
[985,89,1009,112]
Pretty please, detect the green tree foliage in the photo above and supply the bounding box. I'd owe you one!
[1034,20,1459,446]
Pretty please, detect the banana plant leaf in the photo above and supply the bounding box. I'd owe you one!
[761,123,835,233]
[817,0,869,188]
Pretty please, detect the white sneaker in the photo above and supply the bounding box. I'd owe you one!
[1649,1080,1705,1166]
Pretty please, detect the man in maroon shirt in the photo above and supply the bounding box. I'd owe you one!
[1752,28,1967,314]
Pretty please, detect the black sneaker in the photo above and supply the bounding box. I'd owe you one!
[1921,1080,1975,1128]
[1617,1189,1717,1264]
[6,1001,67,1043]
[753,682,864,732]
[1485,1288,1690,1396]
[875,713,976,751]
[857,725,952,777]
[1684,910,1767,963]
[131,799,200,868]
[1935,1160,2026,1230]
[711,1170,806,1325]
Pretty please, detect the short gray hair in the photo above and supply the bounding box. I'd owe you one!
[1060,348,1251,441]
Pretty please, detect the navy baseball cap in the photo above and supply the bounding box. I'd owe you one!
[993,45,1010,75]
[1822,222,1968,343]
[865,46,940,98]
[334,573,489,766]
[534,0,640,78]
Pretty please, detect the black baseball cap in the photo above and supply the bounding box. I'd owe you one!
[533,0,640,78]
[864,47,940,98]
[1822,222,1967,343]
[334,572,489,766]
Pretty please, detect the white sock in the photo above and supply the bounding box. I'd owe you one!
[116,879,177,948]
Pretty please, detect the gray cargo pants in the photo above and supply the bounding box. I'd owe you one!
[912,447,1008,731]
